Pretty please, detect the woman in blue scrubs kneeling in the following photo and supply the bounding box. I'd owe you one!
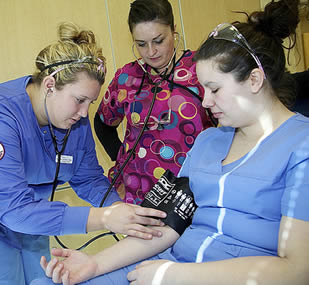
[0,22,167,285]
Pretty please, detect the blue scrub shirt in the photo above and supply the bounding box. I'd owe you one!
[0,76,121,284]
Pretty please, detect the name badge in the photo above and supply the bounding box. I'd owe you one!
[55,155,73,164]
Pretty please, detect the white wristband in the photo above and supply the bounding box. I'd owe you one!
[152,261,174,285]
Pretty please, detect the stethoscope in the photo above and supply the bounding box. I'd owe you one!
[46,85,162,250]
[99,34,184,204]
[44,94,71,202]
[98,53,176,208]
[48,46,178,250]
[132,33,217,126]
[47,35,216,250]
[45,91,120,250]
[99,38,217,207]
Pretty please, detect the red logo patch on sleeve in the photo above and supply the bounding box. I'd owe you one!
[0,143,5,160]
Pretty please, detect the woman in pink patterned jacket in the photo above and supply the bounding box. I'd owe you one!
[94,0,213,204]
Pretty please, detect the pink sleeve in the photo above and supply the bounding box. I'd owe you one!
[97,68,125,127]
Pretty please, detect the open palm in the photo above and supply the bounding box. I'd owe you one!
[40,248,98,285]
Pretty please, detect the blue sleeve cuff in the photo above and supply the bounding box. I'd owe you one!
[99,189,122,207]
[60,206,90,235]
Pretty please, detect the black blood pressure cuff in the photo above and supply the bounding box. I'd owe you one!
[141,169,197,235]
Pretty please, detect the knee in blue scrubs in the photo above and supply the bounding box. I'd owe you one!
[0,239,25,284]
[0,233,50,285]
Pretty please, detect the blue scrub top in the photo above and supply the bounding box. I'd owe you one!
[0,76,121,249]
[159,114,309,263]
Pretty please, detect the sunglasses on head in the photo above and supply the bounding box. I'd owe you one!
[209,23,266,79]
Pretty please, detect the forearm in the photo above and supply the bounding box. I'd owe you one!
[162,255,308,285]
[93,226,179,276]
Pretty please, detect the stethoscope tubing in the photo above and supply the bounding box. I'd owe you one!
[48,83,161,250]
[48,37,216,249]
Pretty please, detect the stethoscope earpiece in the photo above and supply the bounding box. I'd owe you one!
[46,87,54,96]
[174,31,180,41]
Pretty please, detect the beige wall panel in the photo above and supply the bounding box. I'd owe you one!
[168,0,182,37]
[169,0,188,51]
[299,4,309,70]
[179,0,304,72]
[101,0,133,171]
[107,0,134,69]
[0,0,111,81]
[287,25,305,72]
[294,6,308,72]
[303,33,309,69]
[0,0,117,171]
[179,0,261,51]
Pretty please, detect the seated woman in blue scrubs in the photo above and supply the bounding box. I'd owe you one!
[0,22,167,285]
[32,0,309,284]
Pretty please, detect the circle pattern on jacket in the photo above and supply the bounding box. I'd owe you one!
[98,50,212,204]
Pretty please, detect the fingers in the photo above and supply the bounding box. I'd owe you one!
[127,262,151,283]
[134,206,167,219]
[44,257,59,278]
[135,260,151,268]
[62,270,71,285]
[123,211,164,228]
[127,229,152,240]
[51,248,71,258]
[127,269,136,282]
[43,257,65,284]
[127,224,163,239]
[141,226,163,238]
[51,262,64,283]
[40,256,48,270]
[139,216,165,227]
[40,253,71,284]
[103,203,167,238]
[132,206,166,227]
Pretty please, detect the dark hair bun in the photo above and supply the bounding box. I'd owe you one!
[249,0,300,41]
